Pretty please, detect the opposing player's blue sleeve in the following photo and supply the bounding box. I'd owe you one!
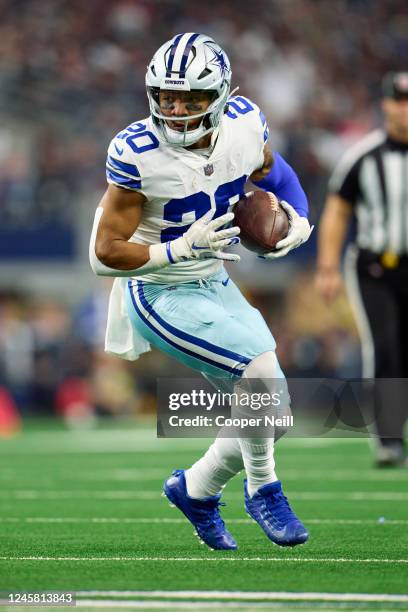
[253,153,309,218]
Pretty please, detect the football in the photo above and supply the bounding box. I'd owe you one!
[234,191,290,255]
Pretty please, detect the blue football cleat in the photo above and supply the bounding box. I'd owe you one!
[244,479,309,547]
[163,469,237,550]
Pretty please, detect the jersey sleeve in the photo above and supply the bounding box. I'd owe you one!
[106,130,145,193]
[226,95,269,171]
[254,106,270,168]
[328,153,362,206]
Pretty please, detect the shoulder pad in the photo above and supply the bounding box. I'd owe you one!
[106,120,160,191]
[226,96,269,144]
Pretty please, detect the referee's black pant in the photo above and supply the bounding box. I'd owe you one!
[345,246,408,445]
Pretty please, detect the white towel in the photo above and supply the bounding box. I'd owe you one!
[104,277,151,361]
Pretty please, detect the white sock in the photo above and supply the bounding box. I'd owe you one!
[184,350,283,499]
[236,352,283,496]
[239,437,277,497]
[185,436,243,499]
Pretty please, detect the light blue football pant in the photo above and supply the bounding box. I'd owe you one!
[126,267,282,379]
[126,267,285,490]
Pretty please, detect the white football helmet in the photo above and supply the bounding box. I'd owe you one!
[146,33,232,147]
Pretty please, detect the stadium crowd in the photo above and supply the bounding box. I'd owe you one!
[0,0,404,416]
[0,0,405,227]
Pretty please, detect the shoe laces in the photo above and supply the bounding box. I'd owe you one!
[193,500,226,529]
[264,489,296,523]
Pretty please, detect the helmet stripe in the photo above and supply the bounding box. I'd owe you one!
[166,33,183,77]
[178,32,200,78]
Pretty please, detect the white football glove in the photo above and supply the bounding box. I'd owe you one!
[261,200,313,260]
[170,210,241,262]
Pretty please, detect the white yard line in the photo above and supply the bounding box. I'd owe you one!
[0,432,369,455]
[74,602,355,610]
[81,468,408,482]
[2,467,406,482]
[0,468,167,482]
[1,490,407,501]
[0,556,407,564]
[0,517,406,525]
[75,590,408,603]
[74,601,406,610]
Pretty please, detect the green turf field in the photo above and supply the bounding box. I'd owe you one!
[0,420,407,611]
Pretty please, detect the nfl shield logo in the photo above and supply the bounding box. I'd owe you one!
[204,164,214,176]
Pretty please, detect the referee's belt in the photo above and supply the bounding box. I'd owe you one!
[359,248,408,269]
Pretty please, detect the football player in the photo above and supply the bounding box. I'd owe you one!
[90,33,312,550]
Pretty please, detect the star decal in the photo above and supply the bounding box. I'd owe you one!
[206,44,230,79]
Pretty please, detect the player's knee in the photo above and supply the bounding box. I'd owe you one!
[241,351,291,441]
[243,351,282,380]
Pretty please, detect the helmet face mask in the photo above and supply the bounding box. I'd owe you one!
[146,33,232,147]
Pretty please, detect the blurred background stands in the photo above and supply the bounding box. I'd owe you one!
[0,0,405,417]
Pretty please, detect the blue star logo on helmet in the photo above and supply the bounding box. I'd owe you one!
[146,34,231,147]
[206,44,230,79]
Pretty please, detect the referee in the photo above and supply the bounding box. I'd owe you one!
[316,71,408,467]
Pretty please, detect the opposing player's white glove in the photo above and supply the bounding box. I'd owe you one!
[261,200,313,259]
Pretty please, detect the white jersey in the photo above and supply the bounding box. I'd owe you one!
[106,95,269,284]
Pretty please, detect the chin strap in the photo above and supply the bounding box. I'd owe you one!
[164,122,207,147]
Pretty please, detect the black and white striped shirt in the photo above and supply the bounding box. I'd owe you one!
[329,129,408,254]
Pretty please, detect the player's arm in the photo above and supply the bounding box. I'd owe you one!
[315,194,352,303]
[250,145,313,258]
[249,145,273,182]
[315,147,359,300]
[92,185,149,272]
[250,145,309,218]
[90,185,241,277]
